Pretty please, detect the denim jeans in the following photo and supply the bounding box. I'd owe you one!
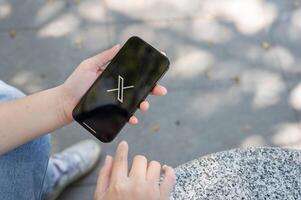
[0,80,55,200]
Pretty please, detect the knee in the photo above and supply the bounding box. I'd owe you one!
[16,135,51,161]
[1,135,51,163]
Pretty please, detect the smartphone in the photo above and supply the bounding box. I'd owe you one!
[72,36,170,143]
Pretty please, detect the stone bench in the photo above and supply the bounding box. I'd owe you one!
[170,147,301,199]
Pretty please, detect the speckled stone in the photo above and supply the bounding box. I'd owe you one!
[170,147,301,200]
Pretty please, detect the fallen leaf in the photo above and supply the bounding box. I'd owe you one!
[233,75,240,85]
[261,41,270,50]
[9,30,16,39]
[74,36,83,49]
[150,124,160,132]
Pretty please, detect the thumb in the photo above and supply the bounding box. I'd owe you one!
[63,44,121,101]
[85,44,121,72]
[95,155,114,200]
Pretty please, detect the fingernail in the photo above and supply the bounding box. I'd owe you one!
[162,87,167,95]
[105,155,113,165]
[119,140,128,147]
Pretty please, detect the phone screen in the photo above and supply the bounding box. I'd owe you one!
[72,36,170,142]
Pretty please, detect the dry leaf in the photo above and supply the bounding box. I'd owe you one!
[9,30,16,39]
[261,41,270,50]
[150,124,160,132]
[74,36,83,49]
[233,75,240,85]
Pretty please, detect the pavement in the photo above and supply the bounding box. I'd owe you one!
[0,0,301,199]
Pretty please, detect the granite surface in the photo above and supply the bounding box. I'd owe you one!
[171,147,301,200]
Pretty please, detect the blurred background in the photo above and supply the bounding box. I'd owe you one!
[1,0,301,199]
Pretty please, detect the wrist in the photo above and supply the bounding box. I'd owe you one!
[55,84,77,124]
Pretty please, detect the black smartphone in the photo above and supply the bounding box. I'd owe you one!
[72,36,170,143]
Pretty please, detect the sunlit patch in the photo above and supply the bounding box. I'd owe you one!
[106,0,201,19]
[76,26,112,51]
[201,0,277,34]
[119,24,156,44]
[272,123,301,147]
[290,82,301,110]
[242,70,285,109]
[171,50,213,78]
[289,8,301,40]
[0,2,11,19]
[240,135,266,148]
[191,88,241,117]
[78,0,106,22]
[11,71,32,86]
[271,46,295,71]
[10,71,43,93]
[38,14,80,37]
[35,0,65,25]
[192,18,233,43]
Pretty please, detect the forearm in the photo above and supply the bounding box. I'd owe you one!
[0,45,123,155]
[0,85,71,155]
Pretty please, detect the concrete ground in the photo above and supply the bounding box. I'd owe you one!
[1,0,301,199]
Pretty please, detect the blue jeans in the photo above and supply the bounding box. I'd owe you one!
[0,81,56,200]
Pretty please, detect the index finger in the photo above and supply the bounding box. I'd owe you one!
[111,141,129,180]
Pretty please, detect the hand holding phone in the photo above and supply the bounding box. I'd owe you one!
[72,36,170,142]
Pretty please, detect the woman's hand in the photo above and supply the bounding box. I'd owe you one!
[94,141,176,200]
[59,45,168,124]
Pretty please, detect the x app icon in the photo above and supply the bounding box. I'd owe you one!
[107,75,134,103]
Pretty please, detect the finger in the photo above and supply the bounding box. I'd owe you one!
[83,44,121,72]
[129,155,148,180]
[151,85,167,96]
[139,101,149,112]
[111,141,129,180]
[146,160,161,182]
[95,155,114,196]
[160,165,176,198]
[128,116,138,125]
[91,44,121,67]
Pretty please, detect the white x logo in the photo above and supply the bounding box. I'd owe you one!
[106,75,134,103]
